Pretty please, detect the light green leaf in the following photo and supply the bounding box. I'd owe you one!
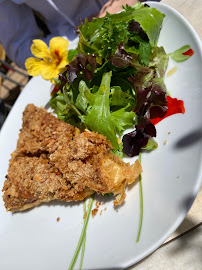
[80,71,118,150]
[168,45,191,62]
[142,138,158,150]
[110,106,136,134]
[75,81,89,113]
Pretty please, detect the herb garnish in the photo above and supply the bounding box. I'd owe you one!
[136,152,143,242]
[68,196,94,270]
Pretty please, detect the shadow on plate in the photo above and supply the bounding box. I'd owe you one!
[12,199,84,215]
[174,128,202,149]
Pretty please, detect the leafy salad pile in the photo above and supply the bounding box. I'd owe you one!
[50,3,192,158]
[50,3,172,157]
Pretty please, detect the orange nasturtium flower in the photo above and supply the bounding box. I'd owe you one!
[25,37,69,82]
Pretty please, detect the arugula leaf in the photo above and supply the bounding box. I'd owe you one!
[168,45,192,62]
[80,71,119,150]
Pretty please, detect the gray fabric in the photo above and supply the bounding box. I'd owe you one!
[0,0,108,68]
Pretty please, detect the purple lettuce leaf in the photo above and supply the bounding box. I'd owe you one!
[58,54,97,88]
[67,54,97,83]
[122,118,156,156]
[136,82,168,118]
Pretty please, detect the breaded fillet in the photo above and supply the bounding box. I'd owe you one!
[2,104,142,212]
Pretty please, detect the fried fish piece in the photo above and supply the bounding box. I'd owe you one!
[2,104,142,212]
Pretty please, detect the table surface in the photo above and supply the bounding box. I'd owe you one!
[129,0,202,269]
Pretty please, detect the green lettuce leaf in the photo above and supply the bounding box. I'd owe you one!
[125,35,152,66]
[50,92,67,115]
[139,42,152,65]
[80,71,119,149]
[142,137,158,150]
[110,88,136,111]
[110,105,135,134]
[68,49,78,62]
[113,142,124,158]
[78,3,165,58]
[75,81,89,113]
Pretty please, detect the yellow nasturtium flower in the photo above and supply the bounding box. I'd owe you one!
[25,37,69,82]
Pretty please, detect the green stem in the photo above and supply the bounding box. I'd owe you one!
[136,152,143,243]
[63,89,82,117]
[68,196,94,270]
[79,201,87,270]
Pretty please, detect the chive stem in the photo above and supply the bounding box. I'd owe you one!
[79,201,87,270]
[68,195,94,270]
[136,152,143,243]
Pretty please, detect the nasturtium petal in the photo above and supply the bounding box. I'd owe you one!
[49,37,69,59]
[31,39,50,59]
[57,58,69,70]
[40,62,59,80]
[25,57,44,76]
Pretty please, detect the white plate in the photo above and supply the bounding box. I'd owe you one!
[0,2,202,270]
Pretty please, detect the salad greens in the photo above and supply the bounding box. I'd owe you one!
[50,2,169,156]
[51,2,192,157]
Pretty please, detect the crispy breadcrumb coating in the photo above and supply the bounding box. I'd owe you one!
[2,104,142,212]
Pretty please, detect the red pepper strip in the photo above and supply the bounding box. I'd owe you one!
[150,96,185,125]
[182,48,194,57]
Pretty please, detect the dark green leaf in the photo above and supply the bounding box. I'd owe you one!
[68,49,78,62]
[139,42,152,65]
